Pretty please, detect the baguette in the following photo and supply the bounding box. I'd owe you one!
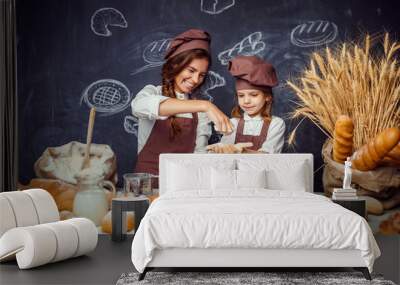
[379,141,400,167]
[379,156,400,167]
[386,142,400,160]
[352,127,400,171]
[332,115,354,163]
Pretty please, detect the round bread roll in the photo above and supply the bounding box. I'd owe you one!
[59,210,74,220]
[25,179,78,211]
[332,115,354,163]
[54,189,76,211]
[101,210,135,234]
[352,128,400,171]
[379,212,400,235]
[359,196,384,215]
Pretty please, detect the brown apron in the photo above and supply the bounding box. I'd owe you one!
[135,113,198,175]
[234,118,270,151]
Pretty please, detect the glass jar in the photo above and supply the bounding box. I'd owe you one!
[123,173,152,197]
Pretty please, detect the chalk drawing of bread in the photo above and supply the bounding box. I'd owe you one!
[218,32,265,65]
[291,20,338,47]
[143,39,172,64]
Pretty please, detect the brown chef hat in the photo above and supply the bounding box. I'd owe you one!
[164,29,211,60]
[228,55,278,92]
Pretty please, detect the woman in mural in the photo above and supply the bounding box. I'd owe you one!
[207,55,285,154]
[131,29,233,175]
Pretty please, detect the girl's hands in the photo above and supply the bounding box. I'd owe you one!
[206,142,253,153]
[207,143,237,153]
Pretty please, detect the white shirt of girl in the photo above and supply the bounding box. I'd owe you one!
[131,85,212,153]
[220,113,285,153]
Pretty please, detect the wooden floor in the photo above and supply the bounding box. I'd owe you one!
[0,235,134,285]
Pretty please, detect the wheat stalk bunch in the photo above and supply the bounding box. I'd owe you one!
[287,33,400,150]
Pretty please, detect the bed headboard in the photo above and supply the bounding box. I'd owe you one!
[159,153,314,195]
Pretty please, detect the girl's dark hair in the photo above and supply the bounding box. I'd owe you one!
[231,90,273,123]
[161,49,211,138]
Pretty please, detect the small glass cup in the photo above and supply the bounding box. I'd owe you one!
[123,173,141,197]
[123,173,153,197]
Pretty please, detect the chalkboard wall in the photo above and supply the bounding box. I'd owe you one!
[17,0,399,189]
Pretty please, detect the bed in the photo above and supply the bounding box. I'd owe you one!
[131,154,380,280]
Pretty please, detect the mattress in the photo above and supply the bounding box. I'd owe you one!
[131,190,380,273]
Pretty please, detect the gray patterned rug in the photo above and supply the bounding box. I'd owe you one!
[116,271,396,285]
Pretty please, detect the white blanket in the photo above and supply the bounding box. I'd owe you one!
[131,190,380,273]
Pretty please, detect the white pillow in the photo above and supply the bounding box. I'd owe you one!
[167,160,236,191]
[238,159,307,191]
[266,164,306,191]
[211,168,267,190]
[236,169,267,189]
[211,168,236,190]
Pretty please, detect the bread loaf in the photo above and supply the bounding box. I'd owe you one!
[332,115,354,163]
[359,195,384,215]
[22,178,78,211]
[382,191,400,210]
[352,127,400,171]
[379,212,400,235]
[59,210,74,220]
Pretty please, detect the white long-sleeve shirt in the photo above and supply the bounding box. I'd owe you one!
[220,113,285,153]
[131,85,212,153]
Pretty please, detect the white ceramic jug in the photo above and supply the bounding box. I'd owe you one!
[73,173,116,225]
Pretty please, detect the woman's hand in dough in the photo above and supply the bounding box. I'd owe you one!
[203,102,233,135]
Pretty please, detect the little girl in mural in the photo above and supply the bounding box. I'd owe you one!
[207,55,285,154]
[131,29,233,175]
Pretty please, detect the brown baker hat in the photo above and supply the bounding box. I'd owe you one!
[164,29,211,60]
[228,55,278,92]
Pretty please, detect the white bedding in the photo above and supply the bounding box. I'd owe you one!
[131,190,380,273]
